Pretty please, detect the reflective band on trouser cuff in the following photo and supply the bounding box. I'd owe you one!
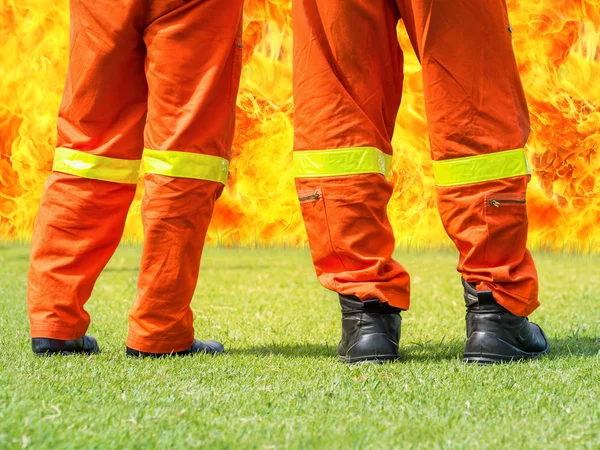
[53,148,141,184]
[143,149,229,185]
[294,147,393,178]
[432,148,531,187]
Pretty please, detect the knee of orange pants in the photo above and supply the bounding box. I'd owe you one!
[296,173,410,309]
[436,176,539,316]
[28,173,137,339]
[126,175,224,353]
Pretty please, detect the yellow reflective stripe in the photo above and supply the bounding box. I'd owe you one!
[294,147,392,178]
[143,149,229,184]
[432,148,531,187]
[53,148,140,184]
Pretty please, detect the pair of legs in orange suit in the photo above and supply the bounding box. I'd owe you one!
[28,0,542,356]
[28,0,243,353]
[294,0,538,317]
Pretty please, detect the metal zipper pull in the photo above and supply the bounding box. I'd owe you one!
[298,193,320,202]
[489,198,526,207]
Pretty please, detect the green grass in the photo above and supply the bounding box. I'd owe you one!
[0,245,599,449]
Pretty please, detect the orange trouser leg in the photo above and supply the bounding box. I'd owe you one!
[292,0,410,309]
[27,1,147,339]
[398,0,538,315]
[126,0,243,353]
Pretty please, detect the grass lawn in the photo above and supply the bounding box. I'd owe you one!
[0,245,599,449]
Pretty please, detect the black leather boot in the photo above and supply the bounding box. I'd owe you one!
[126,339,224,357]
[462,279,549,364]
[338,294,401,364]
[32,336,100,355]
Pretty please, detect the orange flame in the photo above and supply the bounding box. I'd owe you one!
[1,0,599,251]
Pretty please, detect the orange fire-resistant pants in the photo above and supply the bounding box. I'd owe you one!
[293,0,539,316]
[27,0,243,353]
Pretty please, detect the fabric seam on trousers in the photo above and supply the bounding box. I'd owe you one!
[502,9,528,143]
[298,3,392,146]
[427,55,478,151]
[320,189,348,288]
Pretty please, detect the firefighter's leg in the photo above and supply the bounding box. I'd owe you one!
[293,0,407,363]
[125,0,244,355]
[399,0,549,362]
[27,0,147,348]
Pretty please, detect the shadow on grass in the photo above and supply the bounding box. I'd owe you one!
[546,336,600,359]
[401,340,463,361]
[231,340,463,361]
[395,336,599,361]
[231,343,334,359]
[399,336,600,361]
[231,336,599,361]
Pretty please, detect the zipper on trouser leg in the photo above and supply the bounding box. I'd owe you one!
[488,198,527,208]
[298,193,320,202]
[298,187,322,203]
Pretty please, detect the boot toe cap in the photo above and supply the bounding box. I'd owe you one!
[191,339,225,355]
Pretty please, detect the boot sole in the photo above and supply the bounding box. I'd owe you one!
[126,347,224,358]
[463,330,550,364]
[338,354,399,365]
[126,351,219,358]
[34,345,100,356]
[34,350,99,356]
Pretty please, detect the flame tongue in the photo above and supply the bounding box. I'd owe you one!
[1,0,599,251]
